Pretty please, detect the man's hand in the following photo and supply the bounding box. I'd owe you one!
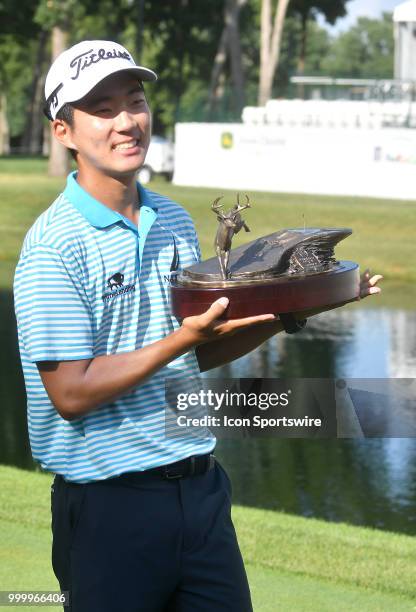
[181,297,276,346]
[298,268,384,320]
[357,269,383,299]
[195,270,383,371]
[38,298,276,420]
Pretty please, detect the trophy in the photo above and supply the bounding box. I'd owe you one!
[170,195,360,319]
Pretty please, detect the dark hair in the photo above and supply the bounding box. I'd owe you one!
[55,103,77,160]
[56,103,75,126]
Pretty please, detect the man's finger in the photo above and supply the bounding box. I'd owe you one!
[198,297,230,326]
[216,313,276,332]
[368,274,383,286]
[360,285,381,298]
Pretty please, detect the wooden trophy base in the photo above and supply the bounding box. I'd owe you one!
[170,261,360,319]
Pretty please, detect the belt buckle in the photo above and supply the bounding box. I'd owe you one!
[163,466,183,480]
[164,455,196,479]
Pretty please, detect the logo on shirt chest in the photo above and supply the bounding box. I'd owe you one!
[102,272,136,302]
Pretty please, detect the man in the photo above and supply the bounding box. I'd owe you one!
[14,40,381,612]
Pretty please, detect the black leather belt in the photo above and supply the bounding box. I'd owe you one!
[99,453,217,486]
[152,452,216,480]
[59,454,217,488]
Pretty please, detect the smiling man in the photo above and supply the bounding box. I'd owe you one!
[13,40,382,612]
[13,40,273,612]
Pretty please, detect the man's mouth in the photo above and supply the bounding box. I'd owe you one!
[112,139,140,151]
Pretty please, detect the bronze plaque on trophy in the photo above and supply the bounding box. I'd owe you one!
[170,195,360,319]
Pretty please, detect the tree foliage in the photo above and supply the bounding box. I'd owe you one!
[0,0,39,38]
[140,0,224,132]
[321,13,394,79]
[0,1,396,149]
[277,16,331,87]
[290,0,351,26]
[0,36,36,137]
[289,0,352,83]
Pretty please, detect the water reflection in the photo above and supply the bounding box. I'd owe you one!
[0,290,32,470]
[209,307,416,534]
[216,438,416,533]
[208,308,416,379]
[1,286,416,535]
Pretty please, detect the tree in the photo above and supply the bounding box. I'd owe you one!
[321,13,394,79]
[257,0,351,103]
[21,30,49,155]
[208,0,248,118]
[0,35,38,152]
[0,94,10,155]
[270,15,330,97]
[0,0,39,37]
[258,0,291,106]
[141,0,224,131]
[35,0,82,176]
[299,20,330,77]
[134,0,145,63]
[0,0,42,153]
[47,26,71,177]
[0,0,394,147]
[290,1,351,77]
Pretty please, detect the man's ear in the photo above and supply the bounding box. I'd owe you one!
[51,120,77,152]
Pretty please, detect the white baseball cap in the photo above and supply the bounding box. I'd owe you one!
[44,40,157,120]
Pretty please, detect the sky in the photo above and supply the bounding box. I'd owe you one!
[319,0,402,32]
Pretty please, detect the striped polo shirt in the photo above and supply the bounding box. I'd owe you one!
[14,172,215,483]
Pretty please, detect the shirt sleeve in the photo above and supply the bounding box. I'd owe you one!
[14,244,94,362]
[193,227,202,263]
[185,215,202,263]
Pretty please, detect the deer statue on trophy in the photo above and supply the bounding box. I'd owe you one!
[211,194,251,280]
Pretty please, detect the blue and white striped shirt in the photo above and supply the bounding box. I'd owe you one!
[14,172,215,483]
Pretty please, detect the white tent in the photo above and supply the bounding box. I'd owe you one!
[394,0,416,22]
[394,1,416,79]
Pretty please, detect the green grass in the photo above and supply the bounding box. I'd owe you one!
[0,465,415,611]
[0,157,415,294]
[0,156,51,175]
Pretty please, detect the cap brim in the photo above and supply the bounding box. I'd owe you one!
[64,65,157,106]
[129,66,158,83]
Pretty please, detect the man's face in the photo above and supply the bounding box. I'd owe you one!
[66,71,151,178]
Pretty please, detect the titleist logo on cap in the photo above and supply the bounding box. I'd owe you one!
[43,40,157,120]
[69,48,132,80]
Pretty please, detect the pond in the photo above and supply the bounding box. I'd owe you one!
[210,306,416,535]
[1,288,415,535]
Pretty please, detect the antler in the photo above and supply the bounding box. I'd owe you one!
[211,196,224,213]
[234,193,251,213]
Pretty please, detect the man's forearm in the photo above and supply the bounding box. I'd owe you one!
[196,305,337,372]
[39,326,199,421]
[196,319,284,372]
[39,298,322,421]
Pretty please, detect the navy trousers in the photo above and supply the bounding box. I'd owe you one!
[51,460,253,611]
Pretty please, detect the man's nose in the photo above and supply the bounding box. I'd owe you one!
[114,110,136,131]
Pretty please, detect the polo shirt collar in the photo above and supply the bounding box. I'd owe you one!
[63,171,158,230]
